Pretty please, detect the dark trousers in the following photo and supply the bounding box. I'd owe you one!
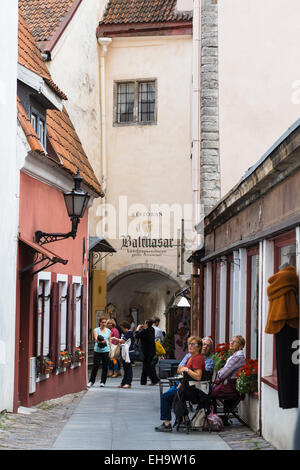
[121,360,133,386]
[160,386,177,421]
[89,351,109,384]
[275,324,299,409]
[141,355,159,385]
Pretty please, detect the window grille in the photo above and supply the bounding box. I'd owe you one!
[138,81,155,122]
[117,82,134,123]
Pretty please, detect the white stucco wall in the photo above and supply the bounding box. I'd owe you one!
[47,0,103,236]
[0,0,19,412]
[100,35,193,277]
[219,0,300,197]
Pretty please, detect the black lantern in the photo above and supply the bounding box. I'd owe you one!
[35,169,90,245]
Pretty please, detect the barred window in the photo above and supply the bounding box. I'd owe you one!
[115,80,156,125]
[117,82,134,123]
[138,82,155,122]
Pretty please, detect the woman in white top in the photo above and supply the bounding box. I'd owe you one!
[88,317,112,388]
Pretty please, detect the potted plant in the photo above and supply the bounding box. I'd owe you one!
[60,349,72,368]
[236,358,258,394]
[44,357,54,374]
[211,342,232,372]
[74,347,85,362]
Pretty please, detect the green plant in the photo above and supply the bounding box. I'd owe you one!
[161,333,175,358]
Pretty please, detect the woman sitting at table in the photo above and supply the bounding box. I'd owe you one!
[155,336,205,432]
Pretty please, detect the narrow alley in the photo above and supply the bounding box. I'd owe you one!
[0,364,274,451]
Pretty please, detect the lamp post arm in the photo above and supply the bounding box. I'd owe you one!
[35,218,80,245]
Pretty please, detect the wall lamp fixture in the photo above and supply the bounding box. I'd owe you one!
[35,170,90,245]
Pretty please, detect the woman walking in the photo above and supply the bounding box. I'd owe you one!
[107,318,121,378]
[135,319,159,386]
[88,317,111,388]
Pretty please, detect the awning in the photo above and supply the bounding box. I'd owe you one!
[19,235,68,276]
[187,247,205,266]
[89,236,116,253]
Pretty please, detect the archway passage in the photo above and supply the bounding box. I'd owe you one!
[107,265,185,330]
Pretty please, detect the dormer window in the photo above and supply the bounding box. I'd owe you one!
[30,107,46,148]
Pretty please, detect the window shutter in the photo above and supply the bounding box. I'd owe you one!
[50,282,61,367]
[71,283,77,356]
[67,283,73,354]
[81,284,87,351]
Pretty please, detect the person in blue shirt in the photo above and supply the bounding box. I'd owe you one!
[179,337,214,374]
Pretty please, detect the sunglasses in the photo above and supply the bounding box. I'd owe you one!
[187,342,198,347]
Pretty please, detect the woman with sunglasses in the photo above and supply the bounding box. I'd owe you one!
[155,336,205,432]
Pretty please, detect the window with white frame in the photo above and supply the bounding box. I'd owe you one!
[73,277,82,348]
[36,272,51,375]
[57,274,68,351]
[114,80,157,125]
[30,106,46,147]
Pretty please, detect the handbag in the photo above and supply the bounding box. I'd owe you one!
[155,341,166,355]
[191,408,206,428]
[203,406,224,432]
[109,343,120,359]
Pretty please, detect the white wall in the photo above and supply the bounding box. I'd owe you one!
[0,0,19,412]
[48,0,103,236]
[219,0,300,196]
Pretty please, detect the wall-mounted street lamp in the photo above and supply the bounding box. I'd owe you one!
[35,170,90,245]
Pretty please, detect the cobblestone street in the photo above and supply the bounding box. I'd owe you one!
[0,366,275,451]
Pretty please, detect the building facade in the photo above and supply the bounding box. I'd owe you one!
[0,0,19,414]
[14,11,103,410]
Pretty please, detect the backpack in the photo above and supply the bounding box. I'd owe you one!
[203,406,224,432]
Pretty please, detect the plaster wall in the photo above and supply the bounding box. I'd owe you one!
[100,35,193,277]
[47,0,103,237]
[218,0,300,196]
[0,0,19,412]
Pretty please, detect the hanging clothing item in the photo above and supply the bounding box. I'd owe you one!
[265,266,299,334]
[275,324,299,409]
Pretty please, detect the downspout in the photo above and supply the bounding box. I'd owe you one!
[192,0,201,251]
[98,37,112,270]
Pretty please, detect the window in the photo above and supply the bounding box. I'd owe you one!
[115,80,157,125]
[211,260,221,345]
[30,107,46,147]
[72,277,82,349]
[246,247,259,359]
[138,82,155,122]
[36,273,51,376]
[262,230,297,390]
[57,275,68,351]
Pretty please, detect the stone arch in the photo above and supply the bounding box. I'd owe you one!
[106,263,187,327]
[107,263,186,291]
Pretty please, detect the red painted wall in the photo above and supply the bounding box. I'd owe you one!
[15,172,89,409]
[19,172,89,277]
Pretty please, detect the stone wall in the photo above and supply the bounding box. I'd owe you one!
[201,0,220,215]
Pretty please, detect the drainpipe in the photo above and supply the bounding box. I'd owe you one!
[192,0,201,251]
[98,37,112,270]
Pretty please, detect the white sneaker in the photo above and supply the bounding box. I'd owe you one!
[87,382,94,388]
[100,383,105,387]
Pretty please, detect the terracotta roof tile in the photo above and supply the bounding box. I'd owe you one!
[18,10,67,100]
[47,107,104,196]
[19,0,75,43]
[18,13,103,197]
[100,0,193,25]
